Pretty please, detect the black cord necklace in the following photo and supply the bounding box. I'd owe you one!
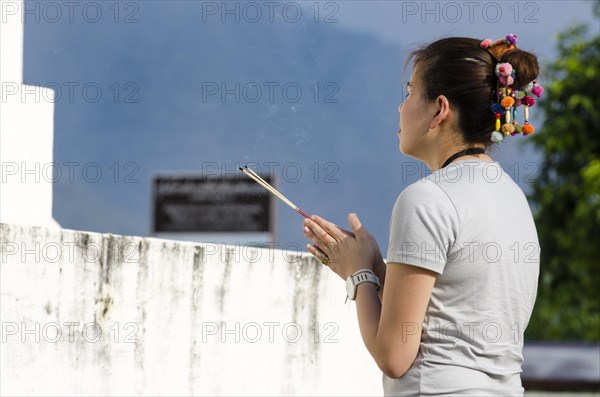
[441,148,486,169]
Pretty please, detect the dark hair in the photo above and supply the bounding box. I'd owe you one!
[404,37,540,148]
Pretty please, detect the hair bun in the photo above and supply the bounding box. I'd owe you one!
[501,48,539,90]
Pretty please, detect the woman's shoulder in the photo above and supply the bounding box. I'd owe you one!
[399,177,443,199]
[423,159,522,195]
[396,177,456,212]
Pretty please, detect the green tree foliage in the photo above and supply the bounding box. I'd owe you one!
[525,2,600,341]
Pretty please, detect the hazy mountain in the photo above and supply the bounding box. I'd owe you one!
[24,2,537,251]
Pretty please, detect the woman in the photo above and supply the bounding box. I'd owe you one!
[303,35,541,396]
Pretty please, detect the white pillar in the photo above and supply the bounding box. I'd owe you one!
[0,0,24,84]
[1,0,60,228]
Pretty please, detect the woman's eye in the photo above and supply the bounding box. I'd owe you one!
[403,82,411,99]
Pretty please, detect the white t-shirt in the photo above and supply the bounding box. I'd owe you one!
[384,159,540,396]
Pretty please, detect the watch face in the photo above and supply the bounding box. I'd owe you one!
[346,276,355,300]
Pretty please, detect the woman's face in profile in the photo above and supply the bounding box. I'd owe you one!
[397,65,434,156]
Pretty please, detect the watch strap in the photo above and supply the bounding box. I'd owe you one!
[346,269,380,303]
[351,270,380,291]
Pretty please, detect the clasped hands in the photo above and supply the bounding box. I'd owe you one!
[303,213,382,280]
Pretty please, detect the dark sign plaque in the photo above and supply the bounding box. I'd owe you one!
[153,175,273,233]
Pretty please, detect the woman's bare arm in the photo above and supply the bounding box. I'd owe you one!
[355,262,436,378]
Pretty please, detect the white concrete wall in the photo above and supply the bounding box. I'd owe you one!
[0,0,60,229]
[0,223,383,396]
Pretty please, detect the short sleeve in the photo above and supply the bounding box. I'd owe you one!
[386,179,459,274]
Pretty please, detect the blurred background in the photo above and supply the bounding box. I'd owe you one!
[2,0,599,394]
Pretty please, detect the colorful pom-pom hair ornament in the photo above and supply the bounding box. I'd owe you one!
[480,34,544,144]
[480,33,518,61]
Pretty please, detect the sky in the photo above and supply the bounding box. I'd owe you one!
[337,0,598,53]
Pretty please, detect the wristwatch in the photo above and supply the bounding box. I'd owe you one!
[345,269,380,303]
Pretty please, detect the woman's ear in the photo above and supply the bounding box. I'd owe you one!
[429,95,450,130]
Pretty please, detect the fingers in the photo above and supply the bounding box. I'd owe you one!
[303,221,336,255]
[348,213,366,240]
[309,215,346,241]
[306,244,329,265]
[303,216,334,244]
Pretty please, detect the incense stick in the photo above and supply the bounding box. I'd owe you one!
[239,166,310,219]
[240,168,291,207]
[240,166,309,218]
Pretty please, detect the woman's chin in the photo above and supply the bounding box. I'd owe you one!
[399,140,415,156]
[399,142,409,155]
